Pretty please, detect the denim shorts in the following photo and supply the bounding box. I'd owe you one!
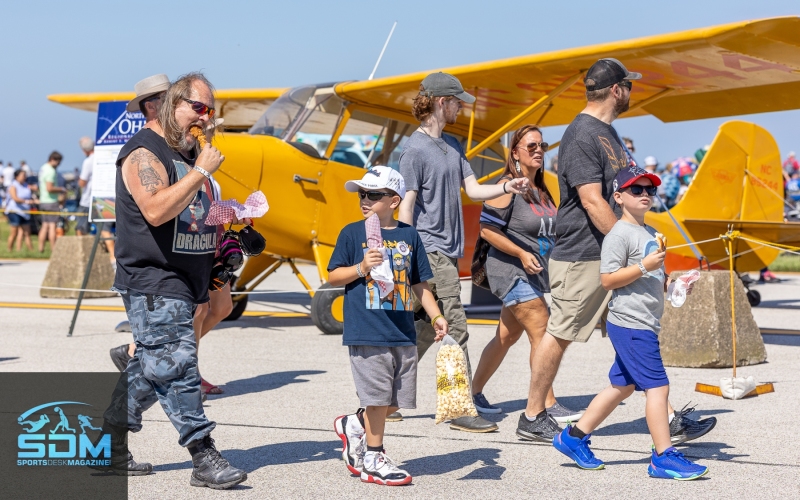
[501,278,543,306]
[6,213,30,226]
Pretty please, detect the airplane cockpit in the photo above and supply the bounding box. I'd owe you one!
[248,83,505,177]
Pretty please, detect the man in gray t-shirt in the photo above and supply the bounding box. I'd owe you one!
[398,72,529,433]
[522,58,643,442]
[400,132,474,258]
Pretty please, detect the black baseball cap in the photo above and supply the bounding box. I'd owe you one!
[584,58,642,91]
[613,165,661,192]
[420,72,476,104]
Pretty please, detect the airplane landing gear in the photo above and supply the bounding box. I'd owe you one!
[738,273,761,307]
[746,289,761,307]
[310,282,344,335]
[224,276,249,321]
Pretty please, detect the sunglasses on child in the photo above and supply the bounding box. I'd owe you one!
[183,98,216,118]
[622,184,657,196]
[358,190,393,201]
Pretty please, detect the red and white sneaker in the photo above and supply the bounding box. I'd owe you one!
[361,451,412,486]
[334,410,365,475]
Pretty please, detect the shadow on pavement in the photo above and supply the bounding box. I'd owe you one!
[208,370,325,399]
[398,413,435,420]
[680,441,748,461]
[592,416,650,437]
[762,334,800,346]
[758,299,800,310]
[401,448,504,479]
[153,439,342,473]
[492,394,595,416]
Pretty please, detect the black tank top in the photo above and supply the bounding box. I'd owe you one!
[113,128,216,303]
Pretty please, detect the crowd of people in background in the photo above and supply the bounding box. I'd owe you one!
[0,144,118,256]
[547,139,800,216]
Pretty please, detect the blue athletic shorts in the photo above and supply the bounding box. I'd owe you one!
[501,278,543,306]
[606,321,669,391]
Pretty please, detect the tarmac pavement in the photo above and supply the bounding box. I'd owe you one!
[1,259,799,499]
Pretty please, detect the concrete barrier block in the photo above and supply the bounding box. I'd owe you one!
[660,270,766,368]
[40,235,116,298]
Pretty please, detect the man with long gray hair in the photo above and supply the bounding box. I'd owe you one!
[100,72,247,489]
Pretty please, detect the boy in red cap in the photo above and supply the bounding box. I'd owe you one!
[552,166,707,480]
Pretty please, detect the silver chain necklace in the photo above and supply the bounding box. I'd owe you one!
[419,127,447,155]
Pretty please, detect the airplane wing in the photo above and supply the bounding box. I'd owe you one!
[48,88,287,129]
[683,219,800,248]
[334,17,800,153]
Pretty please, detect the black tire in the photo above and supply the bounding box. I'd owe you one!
[311,282,345,335]
[746,289,761,307]
[223,276,248,321]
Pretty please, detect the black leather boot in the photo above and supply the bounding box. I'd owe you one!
[187,435,247,490]
[90,424,153,476]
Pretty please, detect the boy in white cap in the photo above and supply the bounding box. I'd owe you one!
[331,166,448,486]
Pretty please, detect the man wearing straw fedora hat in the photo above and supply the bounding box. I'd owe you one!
[127,73,170,115]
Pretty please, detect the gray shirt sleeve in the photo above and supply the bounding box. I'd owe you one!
[457,143,475,181]
[399,147,422,192]
[562,139,604,188]
[600,232,629,274]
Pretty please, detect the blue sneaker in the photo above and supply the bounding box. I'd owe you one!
[648,447,708,480]
[552,426,604,470]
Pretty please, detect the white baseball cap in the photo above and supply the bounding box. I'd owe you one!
[344,166,406,199]
[644,155,658,166]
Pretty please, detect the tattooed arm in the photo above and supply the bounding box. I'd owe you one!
[121,147,212,226]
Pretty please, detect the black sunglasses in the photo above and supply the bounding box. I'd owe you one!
[624,185,657,196]
[358,190,393,201]
[183,98,216,118]
[520,142,549,154]
[618,80,633,90]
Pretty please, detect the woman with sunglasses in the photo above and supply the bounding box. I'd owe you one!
[470,125,583,429]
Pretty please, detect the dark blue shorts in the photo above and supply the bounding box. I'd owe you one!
[6,213,30,226]
[607,321,669,391]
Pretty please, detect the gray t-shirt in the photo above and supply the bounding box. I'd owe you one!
[399,131,475,258]
[482,189,557,298]
[552,113,629,262]
[600,221,665,333]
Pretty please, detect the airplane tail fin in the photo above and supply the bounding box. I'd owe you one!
[672,121,784,223]
[647,121,785,272]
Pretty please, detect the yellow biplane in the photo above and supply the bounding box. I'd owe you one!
[50,16,800,333]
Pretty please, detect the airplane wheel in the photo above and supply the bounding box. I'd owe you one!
[311,282,344,335]
[223,276,248,322]
[747,289,761,307]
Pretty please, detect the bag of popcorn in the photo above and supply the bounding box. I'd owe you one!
[434,335,478,424]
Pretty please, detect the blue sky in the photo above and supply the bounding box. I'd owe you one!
[1,0,798,172]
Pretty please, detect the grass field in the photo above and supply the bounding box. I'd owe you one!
[0,216,79,259]
[768,252,800,272]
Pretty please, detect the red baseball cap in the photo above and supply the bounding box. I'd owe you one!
[613,166,661,192]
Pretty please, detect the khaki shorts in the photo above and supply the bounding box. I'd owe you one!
[546,259,611,343]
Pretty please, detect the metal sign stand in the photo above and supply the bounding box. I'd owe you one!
[67,231,113,337]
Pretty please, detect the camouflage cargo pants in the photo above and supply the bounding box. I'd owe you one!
[104,290,215,447]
